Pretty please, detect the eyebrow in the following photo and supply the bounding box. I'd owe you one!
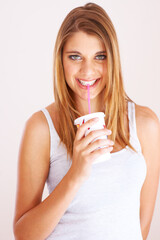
[65,51,106,54]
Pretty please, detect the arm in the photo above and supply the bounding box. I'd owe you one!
[13,112,83,240]
[136,105,160,240]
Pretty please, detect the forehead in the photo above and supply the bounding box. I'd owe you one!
[63,31,105,52]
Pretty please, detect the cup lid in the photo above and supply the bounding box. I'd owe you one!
[74,112,105,125]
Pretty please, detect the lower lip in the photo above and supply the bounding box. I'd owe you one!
[76,78,101,89]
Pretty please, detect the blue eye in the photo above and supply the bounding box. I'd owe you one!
[68,55,81,60]
[95,55,107,60]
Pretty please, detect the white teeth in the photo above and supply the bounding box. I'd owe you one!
[78,79,98,86]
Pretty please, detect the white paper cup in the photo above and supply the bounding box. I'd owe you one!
[74,112,111,164]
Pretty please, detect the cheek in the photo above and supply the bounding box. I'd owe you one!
[102,62,107,72]
[101,64,107,79]
[64,62,79,79]
[94,63,107,76]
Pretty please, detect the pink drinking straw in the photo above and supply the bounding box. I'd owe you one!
[87,84,91,114]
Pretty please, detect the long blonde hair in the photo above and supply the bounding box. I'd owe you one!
[53,2,136,160]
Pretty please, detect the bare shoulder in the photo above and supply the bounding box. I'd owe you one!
[25,101,56,139]
[24,110,50,153]
[135,103,160,130]
[25,102,58,146]
[25,102,59,157]
[135,103,160,154]
[26,108,50,134]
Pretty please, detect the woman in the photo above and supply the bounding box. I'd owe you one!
[13,3,160,240]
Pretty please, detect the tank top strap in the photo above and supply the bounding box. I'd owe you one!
[128,101,142,153]
[40,108,55,158]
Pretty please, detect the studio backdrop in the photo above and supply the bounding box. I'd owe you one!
[0,0,159,239]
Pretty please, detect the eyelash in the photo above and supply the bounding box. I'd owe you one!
[68,55,81,60]
[96,55,107,60]
[68,55,107,61]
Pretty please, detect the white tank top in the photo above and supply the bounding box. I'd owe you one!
[41,101,147,240]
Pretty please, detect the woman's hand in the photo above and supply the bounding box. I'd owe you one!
[70,118,114,183]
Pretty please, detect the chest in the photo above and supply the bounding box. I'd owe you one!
[47,146,147,212]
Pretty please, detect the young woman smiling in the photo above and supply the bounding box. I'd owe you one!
[13,3,160,240]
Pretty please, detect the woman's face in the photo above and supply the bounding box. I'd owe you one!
[62,31,107,102]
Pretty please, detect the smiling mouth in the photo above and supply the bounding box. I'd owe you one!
[77,78,100,86]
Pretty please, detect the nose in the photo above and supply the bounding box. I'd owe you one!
[79,60,96,77]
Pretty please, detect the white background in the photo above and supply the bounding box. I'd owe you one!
[0,0,160,239]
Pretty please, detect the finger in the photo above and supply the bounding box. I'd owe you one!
[81,128,112,148]
[85,139,114,154]
[90,146,113,162]
[75,117,99,141]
